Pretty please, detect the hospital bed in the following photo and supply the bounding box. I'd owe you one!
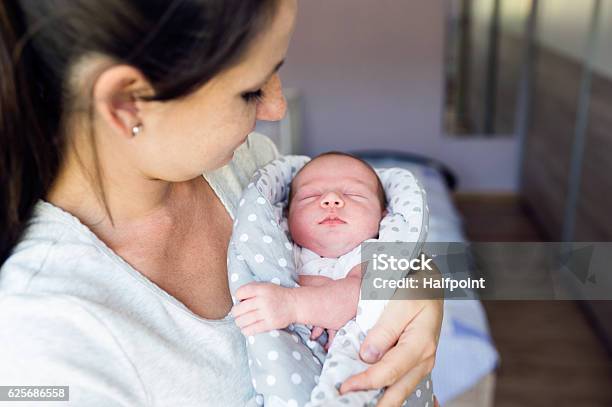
[354,151,498,407]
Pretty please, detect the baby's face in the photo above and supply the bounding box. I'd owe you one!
[288,155,385,258]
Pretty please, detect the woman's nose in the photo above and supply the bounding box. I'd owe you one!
[255,73,287,122]
[320,191,345,209]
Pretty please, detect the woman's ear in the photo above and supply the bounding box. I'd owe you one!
[92,65,153,139]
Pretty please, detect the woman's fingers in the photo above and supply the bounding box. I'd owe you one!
[359,299,424,363]
[376,359,433,407]
[340,340,415,393]
[342,298,441,393]
[343,322,436,392]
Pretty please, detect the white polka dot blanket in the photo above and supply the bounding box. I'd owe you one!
[228,155,434,407]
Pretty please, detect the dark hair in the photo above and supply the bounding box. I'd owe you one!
[0,0,279,265]
[288,151,388,210]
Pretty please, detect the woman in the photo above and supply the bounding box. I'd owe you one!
[0,1,442,406]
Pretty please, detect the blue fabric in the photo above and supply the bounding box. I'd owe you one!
[432,300,499,404]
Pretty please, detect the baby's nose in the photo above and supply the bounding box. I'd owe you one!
[320,192,345,209]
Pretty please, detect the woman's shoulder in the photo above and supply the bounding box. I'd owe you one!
[228,132,280,180]
[0,203,144,395]
[204,132,280,218]
[240,132,280,167]
[0,202,139,302]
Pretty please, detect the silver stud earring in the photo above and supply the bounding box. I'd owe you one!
[131,124,143,137]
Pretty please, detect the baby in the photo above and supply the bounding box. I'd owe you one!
[232,151,435,406]
[287,152,386,346]
[233,151,385,345]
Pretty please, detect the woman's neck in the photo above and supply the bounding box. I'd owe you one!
[45,146,210,242]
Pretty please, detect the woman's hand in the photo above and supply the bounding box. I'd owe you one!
[340,260,444,407]
[341,298,442,406]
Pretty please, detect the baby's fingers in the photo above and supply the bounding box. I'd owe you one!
[235,282,264,301]
[234,310,262,330]
[327,329,337,345]
[241,320,270,336]
[310,326,324,340]
[324,330,337,352]
[231,298,258,318]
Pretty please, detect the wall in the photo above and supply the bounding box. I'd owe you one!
[593,2,612,79]
[535,1,595,65]
[278,0,520,192]
[535,0,611,80]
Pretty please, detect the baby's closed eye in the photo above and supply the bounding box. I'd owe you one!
[295,190,320,201]
[345,192,368,200]
[301,194,319,199]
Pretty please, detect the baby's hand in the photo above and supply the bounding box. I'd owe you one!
[232,282,297,336]
[310,327,338,351]
[310,326,326,340]
[325,329,337,351]
[298,274,333,287]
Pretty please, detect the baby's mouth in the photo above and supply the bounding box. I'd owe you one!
[318,215,347,225]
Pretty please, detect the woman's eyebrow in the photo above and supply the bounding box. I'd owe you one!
[252,59,285,88]
[270,59,285,76]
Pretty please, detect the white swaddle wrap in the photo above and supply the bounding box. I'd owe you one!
[227,155,434,407]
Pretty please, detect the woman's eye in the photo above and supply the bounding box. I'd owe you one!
[242,89,264,103]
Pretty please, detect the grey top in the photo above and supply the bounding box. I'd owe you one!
[0,133,279,406]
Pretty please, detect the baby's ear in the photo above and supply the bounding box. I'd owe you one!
[382,208,388,217]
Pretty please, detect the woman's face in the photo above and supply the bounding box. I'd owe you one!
[134,0,297,181]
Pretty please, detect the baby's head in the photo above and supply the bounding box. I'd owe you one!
[288,152,387,258]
